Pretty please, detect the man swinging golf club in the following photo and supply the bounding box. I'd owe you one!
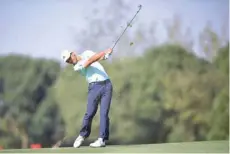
[59,4,142,148]
[61,48,113,148]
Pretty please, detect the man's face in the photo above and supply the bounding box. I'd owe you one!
[66,52,78,64]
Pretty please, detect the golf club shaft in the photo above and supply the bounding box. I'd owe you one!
[111,5,142,50]
[52,136,67,148]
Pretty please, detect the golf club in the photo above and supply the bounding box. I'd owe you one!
[111,4,142,50]
[52,136,67,148]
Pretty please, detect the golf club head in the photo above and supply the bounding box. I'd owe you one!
[138,4,142,9]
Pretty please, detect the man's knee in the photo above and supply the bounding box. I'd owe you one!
[84,112,96,120]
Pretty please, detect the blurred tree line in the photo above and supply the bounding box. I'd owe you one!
[0,43,228,148]
[0,0,229,149]
[0,56,65,148]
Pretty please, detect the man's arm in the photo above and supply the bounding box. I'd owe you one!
[83,48,112,68]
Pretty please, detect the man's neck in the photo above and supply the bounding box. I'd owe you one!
[77,55,82,61]
[73,55,82,65]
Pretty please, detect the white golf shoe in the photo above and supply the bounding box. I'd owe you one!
[73,135,84,148]
[89,138,106,148]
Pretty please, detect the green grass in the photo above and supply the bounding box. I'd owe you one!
[0,140,228,153]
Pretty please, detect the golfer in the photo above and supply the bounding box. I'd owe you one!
[61,48,113,148]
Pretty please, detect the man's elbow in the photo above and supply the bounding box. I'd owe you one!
[85,52,105,67]
[84,60,93,68]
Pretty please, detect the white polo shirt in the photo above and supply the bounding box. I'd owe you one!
[73,50,110,83]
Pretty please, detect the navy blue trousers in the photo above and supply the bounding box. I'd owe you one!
[79,79,113,140]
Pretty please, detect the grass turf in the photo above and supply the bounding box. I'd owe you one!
[0,140,228,153]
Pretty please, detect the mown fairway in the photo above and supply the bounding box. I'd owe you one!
[0,140,228,153]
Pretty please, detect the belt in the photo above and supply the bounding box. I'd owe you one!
[89,79,110,85]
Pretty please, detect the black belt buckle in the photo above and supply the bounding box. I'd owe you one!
[98,80,107,85]
[102,79,110,84]
[90,79,109,85]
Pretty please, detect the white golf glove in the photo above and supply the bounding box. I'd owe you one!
[104,53,111,60]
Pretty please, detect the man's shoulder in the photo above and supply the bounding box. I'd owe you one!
[81,50,95,57]
[79,50,95,60]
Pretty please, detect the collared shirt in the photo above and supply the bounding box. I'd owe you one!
[73,50,109,83]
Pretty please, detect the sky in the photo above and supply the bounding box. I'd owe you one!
[0,0,229,60]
